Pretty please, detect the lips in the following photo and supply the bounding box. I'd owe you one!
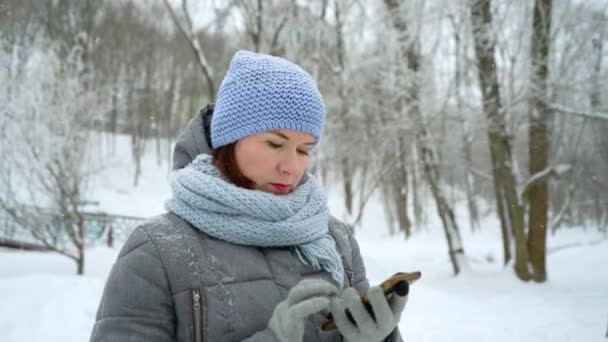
[270,183,291,193]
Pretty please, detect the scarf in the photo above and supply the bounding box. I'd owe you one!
[165,154,344,285]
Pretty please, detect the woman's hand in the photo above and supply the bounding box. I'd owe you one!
[268,278,338,342]
[329,285,408,342]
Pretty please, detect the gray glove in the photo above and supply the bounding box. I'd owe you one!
[329,286,408,342]
[268,278,338,342]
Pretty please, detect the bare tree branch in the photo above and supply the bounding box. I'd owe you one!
[162,0,216,100]
[550,103,608,121]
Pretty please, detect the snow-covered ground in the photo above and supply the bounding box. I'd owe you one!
[1,134,607,341]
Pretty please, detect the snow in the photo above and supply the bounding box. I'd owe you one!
[1,134,607,342]
[86,133,172,217]
[358,231,608,342]
[0,247,113,342]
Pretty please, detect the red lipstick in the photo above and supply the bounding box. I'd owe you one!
[270,183,291,193]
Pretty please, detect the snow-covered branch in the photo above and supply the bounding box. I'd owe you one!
[519,163,573,201]
[550,103,608,121]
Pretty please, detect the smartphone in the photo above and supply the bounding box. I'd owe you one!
[321,271,421,331]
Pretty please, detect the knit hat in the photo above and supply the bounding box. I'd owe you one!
[210,50,326,149]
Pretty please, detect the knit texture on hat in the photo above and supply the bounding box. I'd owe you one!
[211,50,326,149]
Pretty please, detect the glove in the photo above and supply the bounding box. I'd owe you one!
[329,285,408,342]
[268,278,338,342]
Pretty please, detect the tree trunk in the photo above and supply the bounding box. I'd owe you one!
[392,169,411,238]
[132,134,142,187]
[76,243,85,275]
[453,19,480,233]
[129,66,145,187]
[335,3,354,218]
[382,184,398,236]
[254,0,262,52]
[410,145,424,227]
[385,0,466,274]
[394,136,412,238]
[527,0,553,283]
[107,223,114,248]
[590,15,607,231]
[109,73,119,154]
[463,132,480,232]
[469,0,529,280]
[164,65,177,169]
[419,139,467,274]
[493,162,513,266]
[342,157,354,216]
[595,185,601,231]
[168,75,180,171]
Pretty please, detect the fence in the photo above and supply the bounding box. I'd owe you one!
[0,207,145,250]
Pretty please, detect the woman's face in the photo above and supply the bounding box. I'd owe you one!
[234,129,315,195]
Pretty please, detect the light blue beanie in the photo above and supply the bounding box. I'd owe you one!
[211,50,326,149]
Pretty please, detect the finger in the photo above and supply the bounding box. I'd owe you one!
[367,286,395,331]
[341,287,377,332]
[287,278,338,305]
[388,292,408,321]
[393,280,409,296]
[290,297,330,321]
[329,298,359,336]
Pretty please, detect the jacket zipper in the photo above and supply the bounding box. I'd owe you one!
[345,264,355,287]
[192,289,202,342]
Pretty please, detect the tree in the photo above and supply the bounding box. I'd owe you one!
[162,0,217,101]
[0,38,106,275]
[334,0,356,219]
[385,0,468,274]
[469,0,530,280]
[447,6,481,233]
[526,0,553,282]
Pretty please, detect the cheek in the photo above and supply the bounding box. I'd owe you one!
[296,159,309,177]
[235,144,273,181]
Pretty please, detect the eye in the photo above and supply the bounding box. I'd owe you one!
[297,149,310,156]
[266,141,282,149]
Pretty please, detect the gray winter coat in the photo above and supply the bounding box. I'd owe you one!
[90,105,404,342]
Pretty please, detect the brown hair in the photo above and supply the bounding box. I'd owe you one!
[212,143,255,189]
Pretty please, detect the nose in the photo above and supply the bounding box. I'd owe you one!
[277,150,300,176]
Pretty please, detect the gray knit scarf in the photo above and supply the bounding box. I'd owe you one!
[165,154,344,285]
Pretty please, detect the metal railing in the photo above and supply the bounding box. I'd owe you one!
[0,208,145,249]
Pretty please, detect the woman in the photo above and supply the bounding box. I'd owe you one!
[91,51,407,342]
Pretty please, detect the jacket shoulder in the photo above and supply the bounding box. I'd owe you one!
[135,213,197,240]
[130,213,207,291]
